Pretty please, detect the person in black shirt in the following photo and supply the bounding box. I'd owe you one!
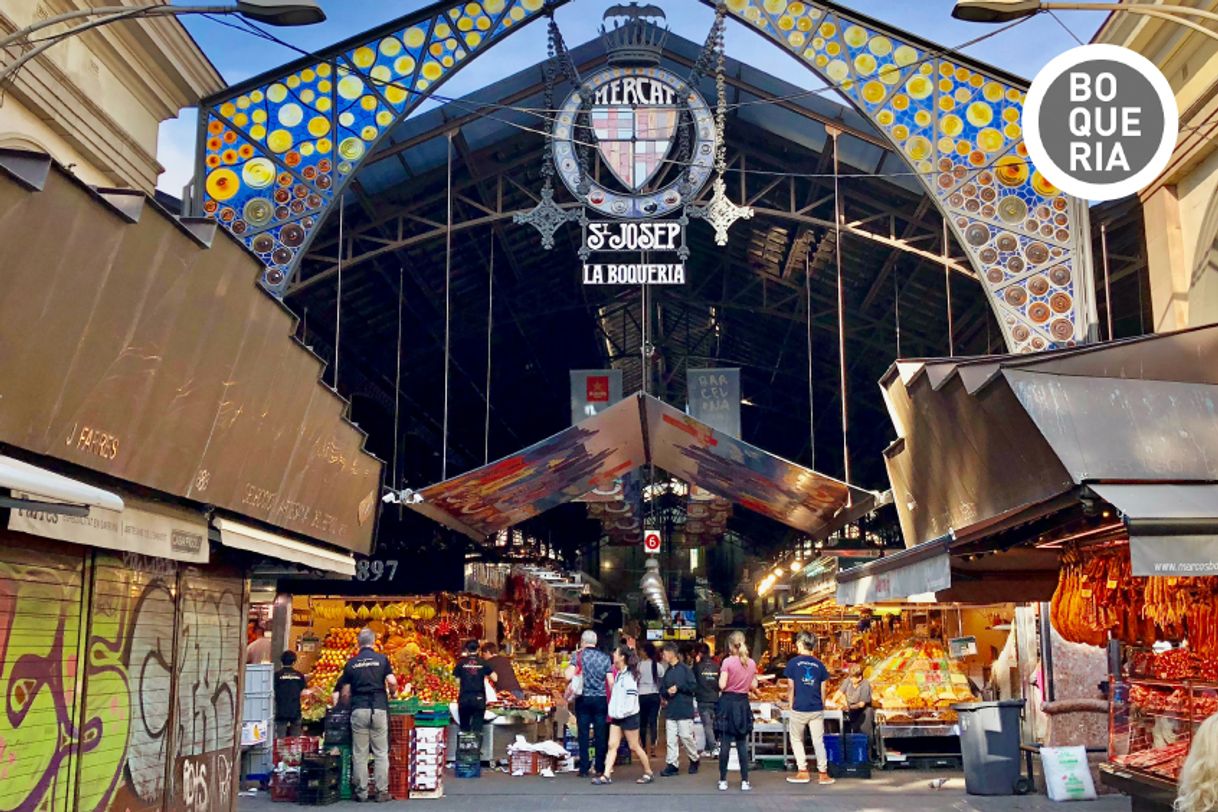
[453,640,497,733]
[334,629,397,803]
[482,642,523,700]
[659,642,699,776]
[693,643,721,758]
[274,650,306,738]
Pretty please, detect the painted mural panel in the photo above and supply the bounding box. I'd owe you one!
[0,538,85,812]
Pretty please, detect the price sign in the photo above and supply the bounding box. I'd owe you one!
[643,530,662,553]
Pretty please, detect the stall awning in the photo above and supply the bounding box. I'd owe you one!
[1090,484,1218,577]
[214,517,355,576]
[835,539,952,605]
[0,454,124,511]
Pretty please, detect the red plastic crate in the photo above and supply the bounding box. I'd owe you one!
[270,773,299,803]
[389,714,414,744]
[274,736,319,767]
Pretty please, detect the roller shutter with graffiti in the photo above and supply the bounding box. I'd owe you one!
[0,533,245,812]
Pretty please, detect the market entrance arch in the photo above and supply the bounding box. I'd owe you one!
[192,0,1094,353]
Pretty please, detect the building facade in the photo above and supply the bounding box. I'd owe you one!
[0,0,221,191]
[1095,2,1218,331]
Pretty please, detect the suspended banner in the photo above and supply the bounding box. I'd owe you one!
[570,369,624,424]
[687,368,741,439]
[410,393,875,542]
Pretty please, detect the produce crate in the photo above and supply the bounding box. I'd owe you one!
[508,751,558,776]
[274,736,320,766]
[323,708,352,745]
[389,713,415,743]
[412,709,451,728]
[389,769,412,800]
[296,787,340,806]
[389,698,418,715]
[455,760,481,778]
[829,761,873,779]
[270,772,299,803]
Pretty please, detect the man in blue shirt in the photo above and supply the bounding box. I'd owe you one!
[565,630,612,777]
[783,632,835,786]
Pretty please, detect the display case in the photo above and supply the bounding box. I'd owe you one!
[1107,677,1217,782]
[1103,647,1218,811]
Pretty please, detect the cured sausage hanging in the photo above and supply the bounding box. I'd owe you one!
[1050,543,1218,657]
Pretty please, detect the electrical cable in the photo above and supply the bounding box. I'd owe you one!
[334,194,343,388]
[393,264,404,517]
[485,230,494,466]
[831,127,851,489]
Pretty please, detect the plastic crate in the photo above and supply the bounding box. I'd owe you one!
[824,734,842,765]
[243,692,272,727]
[509,751,558,776]
[323,708,352,745]
[829,761,873,779]
[389,713,414,743]
[274,736,320,766]
[245,663,274,696]
[455,760,481,778]
[270,772,299,803]
[296,788,339,806]
[844,733,870,765]
[412,711,451,728]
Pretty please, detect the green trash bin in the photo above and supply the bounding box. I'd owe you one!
[952,700,1025,796]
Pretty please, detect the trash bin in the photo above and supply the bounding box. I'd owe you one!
[952,700,1025,796]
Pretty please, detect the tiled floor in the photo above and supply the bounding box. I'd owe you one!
[242,768,1133,811]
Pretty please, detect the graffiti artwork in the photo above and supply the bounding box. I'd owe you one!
[0,538,244,812]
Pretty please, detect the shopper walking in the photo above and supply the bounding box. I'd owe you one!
[659,642,700,776]
[454,640,496,733]
[273,650,306,738]
[593,644,654,785]
[334,629,397,803]
[636,641,665,757]
[693,643,720,758]
[565,630,612,777]
[716,631,758,792]
[785,632,835,786]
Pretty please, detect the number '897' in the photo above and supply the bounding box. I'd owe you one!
[355,559,398,581]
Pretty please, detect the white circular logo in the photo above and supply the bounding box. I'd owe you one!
[1023,44,1177,201]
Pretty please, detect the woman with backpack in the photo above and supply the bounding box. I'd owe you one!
[636,642,666,757]
[592,644,654,785]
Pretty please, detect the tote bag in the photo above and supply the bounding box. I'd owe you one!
[564,651,584,703]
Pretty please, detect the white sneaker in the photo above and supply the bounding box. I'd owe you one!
[717,781,728,792]
[741,781,752,792]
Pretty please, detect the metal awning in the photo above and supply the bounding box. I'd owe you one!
[1090,484,1218,577]
[214,517,356,576]
[0,454,124,512]
[835,537,952,605]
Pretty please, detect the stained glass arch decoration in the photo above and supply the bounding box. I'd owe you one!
[193,0,1095,353]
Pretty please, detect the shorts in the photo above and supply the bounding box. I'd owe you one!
[611,713,641,731]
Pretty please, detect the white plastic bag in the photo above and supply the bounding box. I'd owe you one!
[1040,745,1097,802]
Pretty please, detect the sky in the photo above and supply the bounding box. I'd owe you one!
[155,0,1111,194]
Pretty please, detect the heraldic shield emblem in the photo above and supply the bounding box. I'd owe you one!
[591,102,678,193]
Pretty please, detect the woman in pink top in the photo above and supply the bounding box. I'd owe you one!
[715,631,759,792]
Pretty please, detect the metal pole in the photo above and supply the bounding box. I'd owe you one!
[442,131,454,480]
[830,127,851,488]
[944,217,954,357]
[334,195,343,389]
[805,251,815,470]
[485,232,494,465]
[1100,221,1114,341]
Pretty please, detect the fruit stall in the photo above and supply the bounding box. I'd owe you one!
[1048,541,1218,811]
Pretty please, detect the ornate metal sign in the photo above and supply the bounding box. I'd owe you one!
[517,2,750,285]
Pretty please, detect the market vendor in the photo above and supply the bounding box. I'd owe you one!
[840,663,874,738]
[482,641,524,701]
[274,650,306,738]
[454,639,497,733]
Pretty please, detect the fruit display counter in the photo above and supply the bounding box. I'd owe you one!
[858,637,977,767]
